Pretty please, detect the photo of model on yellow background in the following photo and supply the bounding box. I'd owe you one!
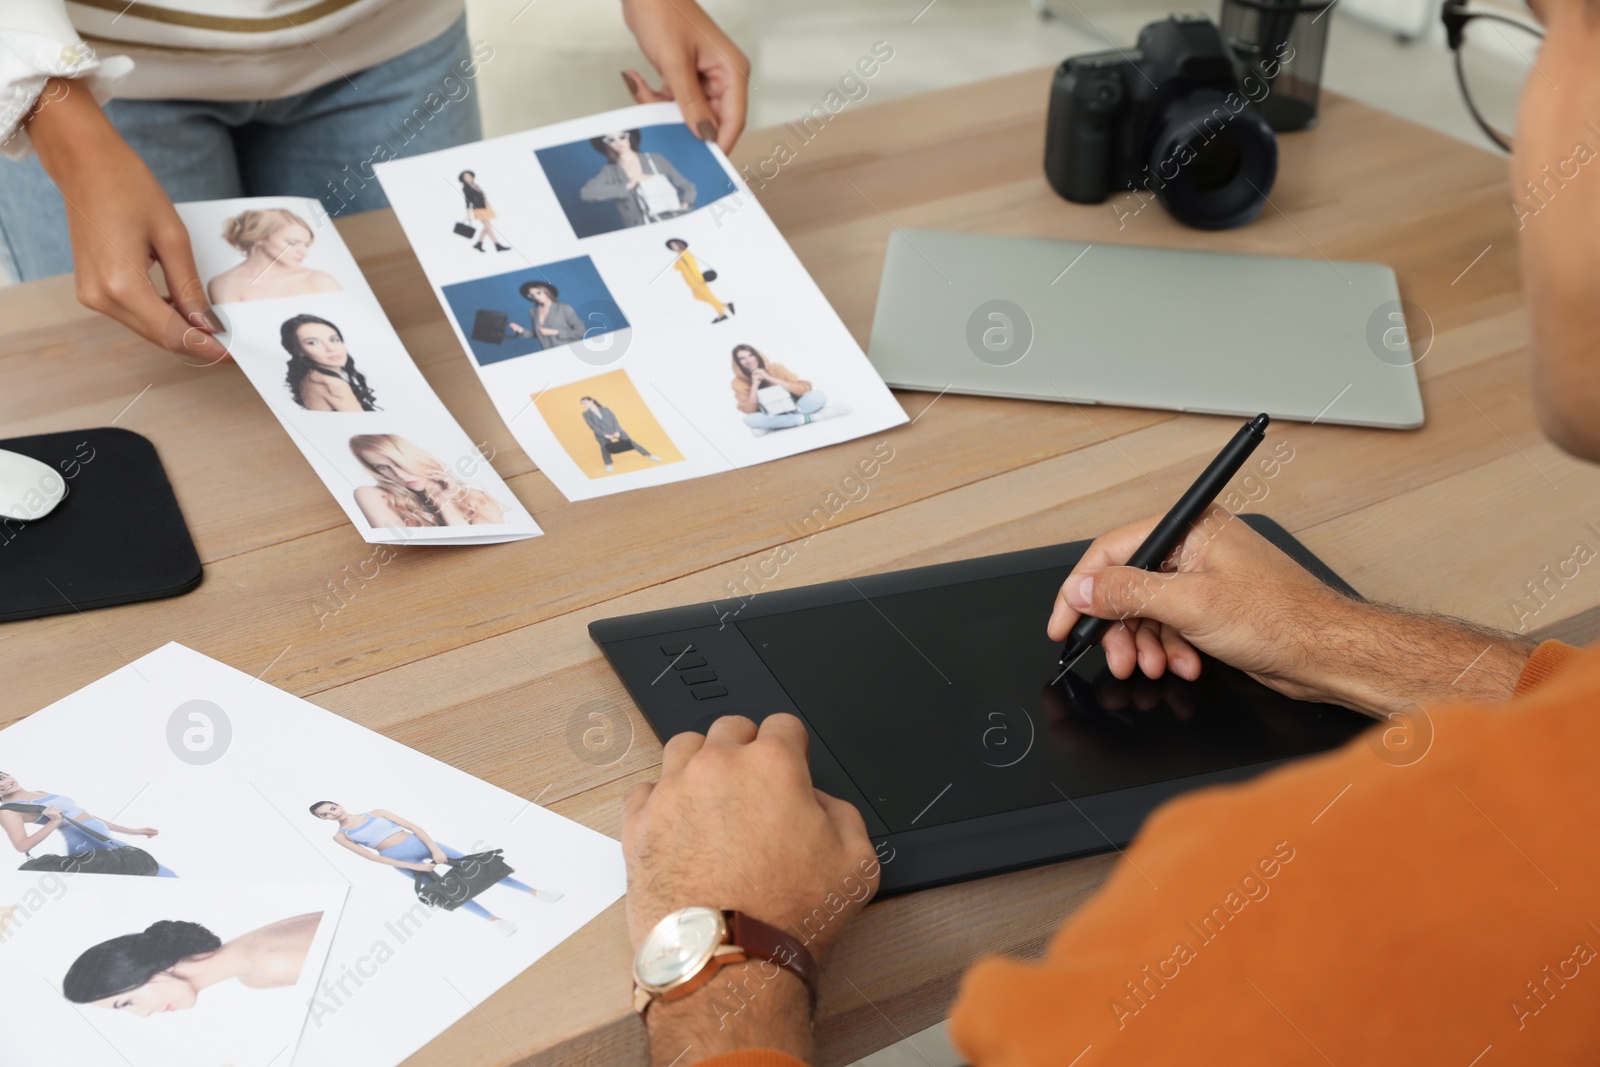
[534,369,684,479]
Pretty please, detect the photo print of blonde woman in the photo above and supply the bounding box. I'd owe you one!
[349,432,507,528]
[206,206,343,305]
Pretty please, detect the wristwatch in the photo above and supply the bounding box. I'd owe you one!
[632,906,818,1016]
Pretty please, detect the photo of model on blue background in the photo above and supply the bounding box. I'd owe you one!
[535,123,737,239]
[443,255,629,367]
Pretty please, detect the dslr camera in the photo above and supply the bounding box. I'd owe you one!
[1044,15,1277,230]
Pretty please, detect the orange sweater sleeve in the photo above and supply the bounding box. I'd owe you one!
[1514,639,1583,695]
[696,1053,807,1067]
[950,642,1600,1065]
[732,375,758,413]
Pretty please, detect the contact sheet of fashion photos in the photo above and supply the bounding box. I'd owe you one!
[375,102,909,502]
[172,196,543,545]
[0,644,626,1067]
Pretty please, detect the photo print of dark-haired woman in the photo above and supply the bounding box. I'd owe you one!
[456,170,511,253]
[0,869,344,1067]
[664,236,735,323]
[278,313,380,412]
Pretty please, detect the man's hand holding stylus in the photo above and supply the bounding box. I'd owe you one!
[1047,506,1535,716]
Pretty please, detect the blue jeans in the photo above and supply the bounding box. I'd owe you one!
[0,15,481,282]
[744,390,828,430]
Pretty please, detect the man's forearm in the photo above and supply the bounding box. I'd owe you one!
[647,961,812,1066]
[1316,600,1534,717]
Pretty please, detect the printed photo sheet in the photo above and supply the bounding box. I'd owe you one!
[0,644,626,1067]
[174,196,541,545]
[0,870,345,1067]
[376,102,908,501]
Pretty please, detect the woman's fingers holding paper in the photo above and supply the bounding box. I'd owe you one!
[621,0,750,151]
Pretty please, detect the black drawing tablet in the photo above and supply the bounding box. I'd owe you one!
[0,428,202,622]
[590,515,1373,895]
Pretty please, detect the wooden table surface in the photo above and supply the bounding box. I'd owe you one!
[5,67,1599,1066]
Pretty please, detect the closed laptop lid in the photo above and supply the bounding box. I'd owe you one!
[866,229,1424,429]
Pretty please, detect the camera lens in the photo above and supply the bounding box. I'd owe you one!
[1145,89,1277,229]
[1187,135,1242,192]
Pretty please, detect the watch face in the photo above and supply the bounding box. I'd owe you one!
[635,907,724,991]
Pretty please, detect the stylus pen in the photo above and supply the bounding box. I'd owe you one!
[1056,413,1271,671]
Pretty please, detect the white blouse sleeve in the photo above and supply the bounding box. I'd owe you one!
[0,0,134,160]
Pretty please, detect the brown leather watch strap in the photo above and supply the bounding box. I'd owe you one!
[727,911,819,1007]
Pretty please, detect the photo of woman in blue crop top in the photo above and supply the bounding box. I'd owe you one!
[310,801,561,936]
[0,771,177,877]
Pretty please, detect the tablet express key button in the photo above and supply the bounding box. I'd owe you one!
[672,654,708,670]
[679,668,717,685]
[690,683,728,700]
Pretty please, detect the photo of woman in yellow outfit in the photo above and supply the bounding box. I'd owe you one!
[665,238,734,324]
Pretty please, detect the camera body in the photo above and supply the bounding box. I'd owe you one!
[1044,15,1277,230]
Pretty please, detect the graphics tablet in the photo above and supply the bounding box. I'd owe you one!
[589,515,1373,894]
[866,229,1426,430]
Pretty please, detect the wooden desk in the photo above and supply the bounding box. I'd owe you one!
[4,68,1598,1066]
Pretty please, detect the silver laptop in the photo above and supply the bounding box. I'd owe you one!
[866,229,1425,429]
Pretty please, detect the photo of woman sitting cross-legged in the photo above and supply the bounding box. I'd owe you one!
[729,344,851,436]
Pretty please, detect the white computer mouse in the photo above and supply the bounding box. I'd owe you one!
[0,448,67,521]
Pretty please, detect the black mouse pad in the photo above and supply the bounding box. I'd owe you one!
[0,428,202,622]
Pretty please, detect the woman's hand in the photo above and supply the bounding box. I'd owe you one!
[25,79,228,365]
[406,861,437,872]
[620,0,751,153]
[508,322,527,336]
[41,807,64,825]
[128,827,159,838]
[430,849,447,865]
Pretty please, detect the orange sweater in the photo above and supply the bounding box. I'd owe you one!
[702,639,1595,1067]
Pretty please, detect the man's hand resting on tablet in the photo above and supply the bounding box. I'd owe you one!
[622,713,880,1066]
[1047,506,1534,717]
